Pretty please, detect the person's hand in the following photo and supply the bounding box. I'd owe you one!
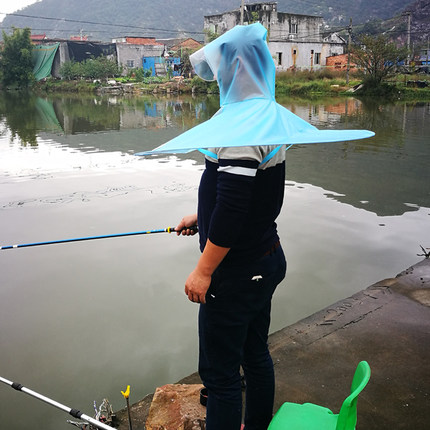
[176,214,198,236]
[185,267,211,304]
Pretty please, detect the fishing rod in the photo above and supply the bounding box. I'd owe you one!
[0,376,117,430]
[0,226,198,251]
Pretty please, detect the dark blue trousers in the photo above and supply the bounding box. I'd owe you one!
[198,246,286,430]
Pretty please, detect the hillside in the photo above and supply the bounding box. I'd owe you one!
[351,0,430,50]
[409,0,430,44]
[0,0,427,42]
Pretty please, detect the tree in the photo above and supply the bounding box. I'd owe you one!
[180,48,197,78]
[204,29,219,43]
[352,34,408,88]
[0,27,34,88]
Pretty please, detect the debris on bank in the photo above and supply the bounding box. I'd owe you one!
[97,78,193,96]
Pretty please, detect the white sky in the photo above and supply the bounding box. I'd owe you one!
[0,0,40,22]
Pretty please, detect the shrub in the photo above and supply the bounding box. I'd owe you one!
[59,56,121,80]
[191,76,219,93]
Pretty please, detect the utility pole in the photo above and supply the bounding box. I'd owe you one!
[240,0,245,25]
[426,38,429,72]
[346,18,352,85]
[403,11,412,66]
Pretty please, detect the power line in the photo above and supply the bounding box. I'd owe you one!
[0,11,205,35]
[0,10,351,41]
[2,9,421,42]
[0,27,109,33]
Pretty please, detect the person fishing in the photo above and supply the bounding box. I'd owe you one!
[138,22,373,430]
[0,23,374,430]
[176,24,287,430]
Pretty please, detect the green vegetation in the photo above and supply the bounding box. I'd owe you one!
[59,56,122,80]
[274,68,429,100]
[190,76,219,94]
[275,69,359,97]
[0,27,34,89]
[116,75,165,84]
[125,67,153,81]
[36,78,101,93]
[180,49,198,78]
[0,91,39,144]
[386,74,430,99]
[351,34,409,95]
[33,69,429,100]
[204,29,219,43]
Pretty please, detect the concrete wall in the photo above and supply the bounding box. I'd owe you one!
[269,13,323,43]
[116,44,165,74]
[269,40,344,71]
[204,12,238,39]
[51,42,70,77]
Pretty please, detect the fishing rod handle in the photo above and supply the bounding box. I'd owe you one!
[173,225,198,234]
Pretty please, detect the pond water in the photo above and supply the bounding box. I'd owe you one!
[0,92,429,430]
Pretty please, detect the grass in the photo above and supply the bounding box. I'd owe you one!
[275,70,430,100]
[275,69,359,97]
[35,78,101,93]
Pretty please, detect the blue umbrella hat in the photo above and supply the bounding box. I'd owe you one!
[136,23,374,156]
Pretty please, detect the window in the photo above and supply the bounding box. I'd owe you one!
[315,53,321,65]
[126,60,134,68]
[277,52,282,66]
[289,23,298,34]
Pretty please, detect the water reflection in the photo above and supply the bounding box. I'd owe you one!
[0,92,428,217]
[0,92,429,430]
[0,92,62,145]
[51,94,219,136]
[0,92,220,146]
[279,99,429,216]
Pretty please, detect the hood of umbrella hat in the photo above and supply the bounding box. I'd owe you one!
[190,23,275,105]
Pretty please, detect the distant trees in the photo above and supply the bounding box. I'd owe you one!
[352,34,408,89]
[179,49,197,78]
[204,29,219,43]
[0,27,34,88]
[59,56,122,80]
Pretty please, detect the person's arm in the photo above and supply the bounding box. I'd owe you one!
[176,214,229,303]
[185,239,230,303]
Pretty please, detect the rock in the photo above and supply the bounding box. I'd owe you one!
[146,384,206,430]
